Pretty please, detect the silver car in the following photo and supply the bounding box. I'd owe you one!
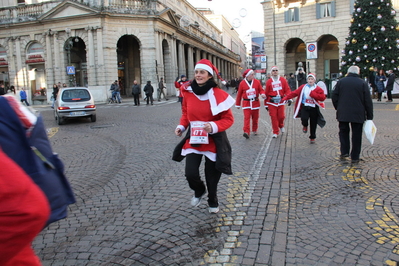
[54,87,96,125]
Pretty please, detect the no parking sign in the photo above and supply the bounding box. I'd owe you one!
[306,42,318,59]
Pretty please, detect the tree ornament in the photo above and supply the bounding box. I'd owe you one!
[377,14,382,19]
[392,60,395,63]
[373,58,376,62]
[341,49,345,54]
[382,63,384,66]
[341,61,346,65]
[366,60,370,63]
[397,39,399,43]
[389,46,392,49]
[353,31,357,35]
[352,39,357,44]
[346,40,350,45]
[396,25,399,31]
[378,6,380,9]
[372,32,376,35]
[363,44,368,49]
[381,26,386,31]
[392,10,396,15]
[382,56,385,60]
[364,54,368,58]
[397,44,399,48]
[350,18,354,23]
[349,50,353,55]
[357,7,362,12]
[374,47,378,50]
[366,26,371,31]
[349,58,352,62]
[385,38,388,42]
[358,23,361,27]
[370,1,373,4]
[356,56,361,62]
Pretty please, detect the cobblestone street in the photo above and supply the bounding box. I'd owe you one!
[32,95,399,266]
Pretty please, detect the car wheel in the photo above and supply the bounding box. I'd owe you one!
[91,114,96,122]
[57,114,64,125]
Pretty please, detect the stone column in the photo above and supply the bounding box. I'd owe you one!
[45,31,54,86]
[170,34,178,81]
[7,38,16,86]
[96,27,104,86]
[14,37,26,89]
[154,30,162,82]
[187,45,194,79]
[53,33,61,83]
[178,42,185,77]
[87,26,96,86]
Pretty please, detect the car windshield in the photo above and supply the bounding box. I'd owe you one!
[62,89,91,102]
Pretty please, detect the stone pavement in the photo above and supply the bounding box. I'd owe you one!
[32,95,399,265]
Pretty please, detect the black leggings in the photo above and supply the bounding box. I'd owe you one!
[185,153,221,207]
[300,105,319,139]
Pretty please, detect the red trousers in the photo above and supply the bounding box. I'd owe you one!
[268,104,286,134]
[243,108,259,133]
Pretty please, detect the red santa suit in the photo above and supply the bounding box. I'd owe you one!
[264,71,291,135]
[177,85,235,162]
[235,73,265,135]
[0,149,50,266]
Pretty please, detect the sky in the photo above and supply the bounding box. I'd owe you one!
[186,0,265,39]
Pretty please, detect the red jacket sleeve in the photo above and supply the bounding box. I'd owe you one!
[283,84,304,101]
[310,86,327,101]
[0,150,50,265]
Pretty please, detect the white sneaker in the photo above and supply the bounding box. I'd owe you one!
[280,127,285,133]
[272,134,278,138]
[191,191,206,207]
[208,206,219,213]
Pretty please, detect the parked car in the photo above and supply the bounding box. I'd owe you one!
[54,87,96,125]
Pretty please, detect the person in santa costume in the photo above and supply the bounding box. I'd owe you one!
[282,73,326,143]
[235,69,266,138]
[172,59,235,214]
[174,74,189,106]
[264,66,291,138]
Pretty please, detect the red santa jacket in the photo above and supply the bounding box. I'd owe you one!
[264,76,291,107]
[178,85,235,158]
[0,149,50,266]
[283,83,326,118]
[235,78,265,110]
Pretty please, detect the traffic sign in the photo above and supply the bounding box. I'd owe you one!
[66,66,75,75]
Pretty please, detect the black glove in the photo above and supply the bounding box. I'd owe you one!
[265,106,269,112]
[288,99,293,106]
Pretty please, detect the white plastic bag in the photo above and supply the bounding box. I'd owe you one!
[363,120,377,145]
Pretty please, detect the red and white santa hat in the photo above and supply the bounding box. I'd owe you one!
[194,59,227,85]
[243,69,254,78]
[307,73,316,80]
[270,66,279,73]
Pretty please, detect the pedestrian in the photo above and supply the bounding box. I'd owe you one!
[9,85,15,95]
[158,77,168,101]
[131,80,141,106]
[143,80,154,105]
[288,73,296,91]
[375,69,386,102]
[175,75,189,105]
[0,149,50,266]
[51,83,59,109]
[385,69,395,102]
[332,65,374,164]
[0,84,5,95]
[296,68,307,87]
[235,69,266,138]
[282,73,326,144]
[62,83,67,88]
[173,59,235,214]
[110,80,121,103]
[264,66,291,138]
[57,82,62,90]
[368,67,377,99]
[19,87,30,106]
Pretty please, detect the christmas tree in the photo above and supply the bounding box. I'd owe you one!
[341,0,399,77]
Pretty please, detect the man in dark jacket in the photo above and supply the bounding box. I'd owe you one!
[296,68,306,86]
[131,80,141,106]
[143,81,154,105]
[385,69,395,102]
[332,65,373,164]
[0,84,5,95]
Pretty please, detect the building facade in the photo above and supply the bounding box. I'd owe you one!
[262,0,399,81]
[0,0,242,104]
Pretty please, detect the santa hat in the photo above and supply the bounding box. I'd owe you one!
[307,73,316,80]
[194,59,227,85]
[270,66,279,73]
[243,69,254,78]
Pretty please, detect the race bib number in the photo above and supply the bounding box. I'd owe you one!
[272,81,282,91]
[246,88,256,99]
[305,99,315,104]
[189,121,209,144]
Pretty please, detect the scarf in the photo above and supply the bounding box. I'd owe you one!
[191,79,217,95]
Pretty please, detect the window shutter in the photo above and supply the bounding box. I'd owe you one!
[294,7,299,21]
[316,3,321,19]
[331,1,336,17]
[284,10,289,23]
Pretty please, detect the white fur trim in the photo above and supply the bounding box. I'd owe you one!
[245,69,254,78]
[195,64,213,75]
[208,89,235,116]
[181,149,216,162]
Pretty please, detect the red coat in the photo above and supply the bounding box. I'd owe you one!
[264,76,291,107]
[235,78,265,110]
[283,84,326,118]
[178,85,235,159]
[0,149,50,266]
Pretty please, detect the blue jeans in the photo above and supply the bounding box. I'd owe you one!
[112,91,121,103]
